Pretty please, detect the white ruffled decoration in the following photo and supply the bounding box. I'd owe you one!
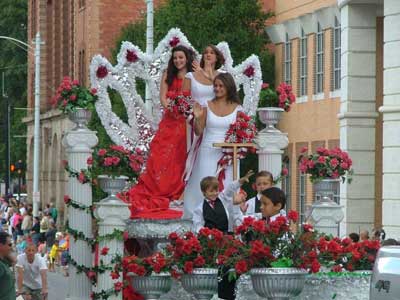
[89,28,262,154]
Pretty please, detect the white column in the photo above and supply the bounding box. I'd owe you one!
[62,128,98,300]
[256,131,288,188]
[338,2,379,235]
[94,200,130,300]
[380,0,400,240]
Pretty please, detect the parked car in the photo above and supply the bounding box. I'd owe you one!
[370,246,400,300]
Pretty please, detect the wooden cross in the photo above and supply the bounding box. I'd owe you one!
[213,142,256,180]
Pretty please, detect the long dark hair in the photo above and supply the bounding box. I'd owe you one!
[214,73,241,104]
[200,44,225,70]
[166,45,194,86]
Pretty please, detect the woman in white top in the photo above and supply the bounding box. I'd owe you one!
[183,73,242,220]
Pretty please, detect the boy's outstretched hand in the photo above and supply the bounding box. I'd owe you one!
[239,170,255,185]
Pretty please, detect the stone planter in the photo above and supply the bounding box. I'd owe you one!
[98,175,128,203]
[257,107,284,133]
[68,108,92,130]
[310,179,344,236]
[128,272,172,300]
[180,268,218,300]
[250,268,308,300]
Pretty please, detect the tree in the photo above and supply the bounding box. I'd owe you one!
[0,0,28,181]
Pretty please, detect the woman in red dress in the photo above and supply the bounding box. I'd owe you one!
[128,45,194,218]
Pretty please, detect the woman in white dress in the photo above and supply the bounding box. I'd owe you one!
[183,72,242,220]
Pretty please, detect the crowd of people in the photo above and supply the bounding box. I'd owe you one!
[0,197,69,300]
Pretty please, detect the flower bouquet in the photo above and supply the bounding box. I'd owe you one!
[258,82,296,112]
[122,252,171,276]
[234,211,321,272]
[88,144,145,182]
[51,76,98,113]
[166,90,194,121]
[216,111,257,186]
[298,147,353,183]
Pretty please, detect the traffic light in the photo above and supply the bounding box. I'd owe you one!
[15,160,24,174]
[10,164,15,172]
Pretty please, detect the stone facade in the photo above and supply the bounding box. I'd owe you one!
[25,0,163,224]
[267,0,400,238]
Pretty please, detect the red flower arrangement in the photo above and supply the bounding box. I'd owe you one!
[318,236,380,271]
[88,145,145,182]
[165,229,228,275]
[258,82,296,112]
[234,212,321,273]
[122,252,171,276]
[298,147,354,183]
[216,111,257,187]
[51,76,98,114]
[166,90,194,121]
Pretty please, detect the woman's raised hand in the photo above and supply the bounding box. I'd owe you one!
[193,102,204,119]
[192,60,201,72]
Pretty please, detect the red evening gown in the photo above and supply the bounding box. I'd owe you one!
[128,77,186,219]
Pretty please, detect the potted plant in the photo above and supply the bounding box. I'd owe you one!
[123,252,173,300]
[51,76,98,130]
[234,212,320,300]
[165,229,227,300]
[88,145,145,202]
[257,82,296,132]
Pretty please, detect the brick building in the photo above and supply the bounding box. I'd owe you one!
[25,0,163,223]
[267,0,400,238]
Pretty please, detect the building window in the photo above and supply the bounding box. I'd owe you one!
[333,17,341,90]
[282,156,291,212]
[79,49,86,85]
[79,0,85,9]
[315,22,324,94]
[299,28,307,96]
[284,33,292,85]
[298,170,306,224]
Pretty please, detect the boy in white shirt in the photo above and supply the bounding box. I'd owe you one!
[16,242,48,300]
[259,186,286,222]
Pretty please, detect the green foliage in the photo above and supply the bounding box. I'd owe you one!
[0,0,28,179]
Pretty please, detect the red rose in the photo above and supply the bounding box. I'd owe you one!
[169,37,180,47]
[330,158,339,168]
[100,247,109,256]
[78,172,86,184]
[332,264,343,272]
[63,195,71,204]
[281,167,289,176]
[183,261,194,273]
[303,223,313,232]
[96,66,108,79]
[235,260,248,275]
[87,157,93,165]
[300,146,308,154]
[317,156,326,163]
[126,50,138,63]
[243,65,255,77]
[90,88,97,95]
[123,231,129,241]
[287,210,299,223]
[110,271,120,279]
[310,260,321,273]
[193,256,206,267]
[261,82,269,89]
[87,271,96,280]
[114,281,123,292]
[98,149,107,156]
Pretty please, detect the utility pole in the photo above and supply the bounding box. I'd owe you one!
[2,72,10,195]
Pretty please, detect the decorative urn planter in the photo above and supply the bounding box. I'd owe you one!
[128,272,172,300]
[97,175,128,203]
[68,108,92,130]
[257,107,284,133]
[180,268,218,300]
[310,179,344,237]
[250,268,308,300]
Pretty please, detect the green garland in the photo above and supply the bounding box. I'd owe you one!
[63,163,93,184]
[64,195,94,213]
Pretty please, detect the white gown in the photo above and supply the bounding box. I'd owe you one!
[183,104,241,220]
[184,72,214,107]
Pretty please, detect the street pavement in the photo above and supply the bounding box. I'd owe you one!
[48,271,68,300]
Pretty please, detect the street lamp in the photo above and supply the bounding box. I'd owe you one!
[0,32,42,216]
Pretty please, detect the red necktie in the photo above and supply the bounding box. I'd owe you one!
[208,200,215,209]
